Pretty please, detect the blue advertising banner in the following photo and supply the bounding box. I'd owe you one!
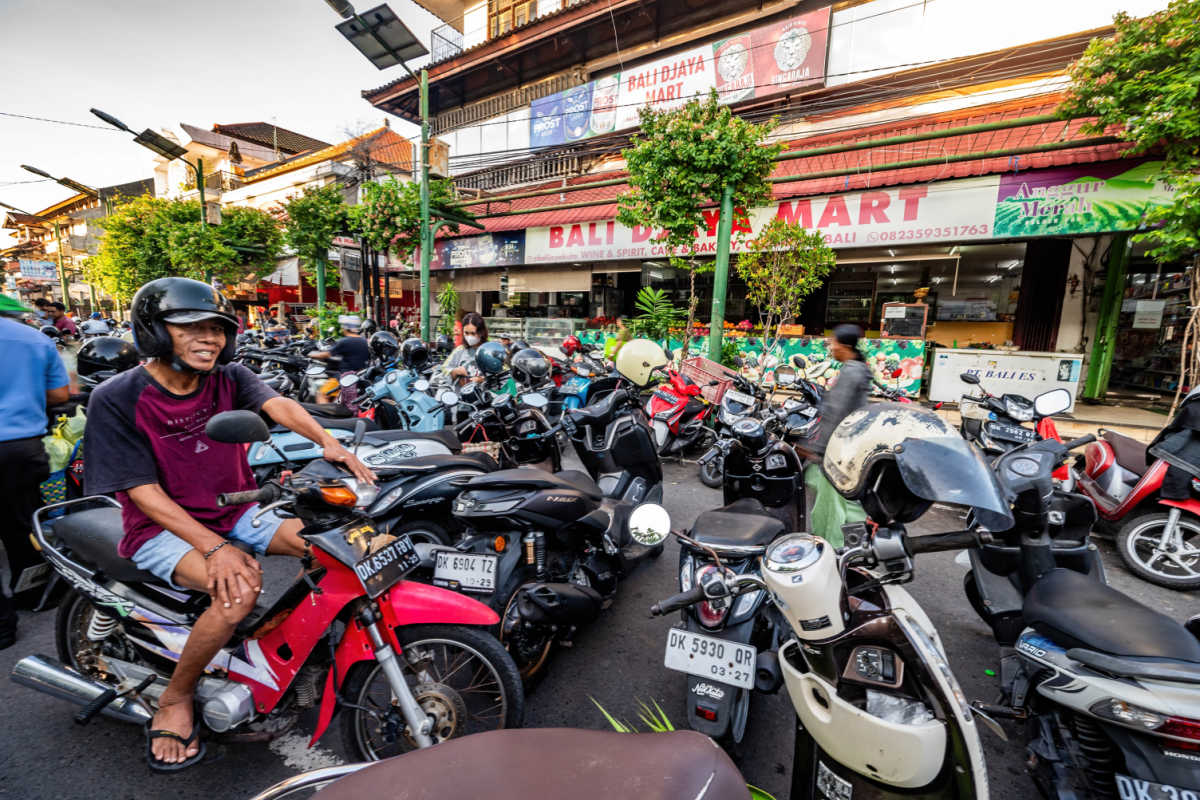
[18,259,58,282]
[529,93,566,149]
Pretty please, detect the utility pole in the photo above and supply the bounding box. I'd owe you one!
[707,186,735,358]
[418,68,432,341]
[51,220,70,307]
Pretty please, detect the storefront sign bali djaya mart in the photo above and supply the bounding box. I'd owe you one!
[18,259,59,282]
[528,6,831,148]
[523,160,1176,263]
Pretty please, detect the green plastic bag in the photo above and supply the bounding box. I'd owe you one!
[804,463,866,548]
[42,406,87,472]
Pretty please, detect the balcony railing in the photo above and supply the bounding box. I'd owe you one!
[182,170,244,193]
[431,23,463,63]
[454,149,582,191]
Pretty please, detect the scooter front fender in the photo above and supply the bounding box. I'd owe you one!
[308,580,499,746]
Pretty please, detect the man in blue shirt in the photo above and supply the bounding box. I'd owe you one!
[0,294,70,649]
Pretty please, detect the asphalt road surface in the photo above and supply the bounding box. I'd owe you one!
[1,459,1197,800]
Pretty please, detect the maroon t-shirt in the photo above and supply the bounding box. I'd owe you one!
[84,363,278,557]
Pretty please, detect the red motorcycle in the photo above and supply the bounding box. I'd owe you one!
[12,411,524,763]
[643,363,719,457]
[1075,428,1200,589]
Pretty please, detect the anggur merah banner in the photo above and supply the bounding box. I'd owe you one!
[528,6,831,149]
[521,161,1174,263]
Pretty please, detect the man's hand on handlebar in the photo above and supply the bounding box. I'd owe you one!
[322,440,376,484]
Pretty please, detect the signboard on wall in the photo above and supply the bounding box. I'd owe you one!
[432,232,525,270]
[528,6,830,148]
[929,349,1083,410]
[18,259,58,282]
[517,161,1174,264]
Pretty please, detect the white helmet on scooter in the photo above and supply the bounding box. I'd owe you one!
[823,403,1013,531]
[615,338,668,388]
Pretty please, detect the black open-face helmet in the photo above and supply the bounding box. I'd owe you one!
[369,331,400,364]
[475,341,508,375]
[40,324,61,340]
[511,348,549,386]
[434,334,452,355]
[77,336,140,378]
[731,417,769,454]
[401,337,429,369]
[360,318,379,338]
[130,277,239,366]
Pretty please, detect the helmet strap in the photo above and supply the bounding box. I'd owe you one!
[168,353,217,376]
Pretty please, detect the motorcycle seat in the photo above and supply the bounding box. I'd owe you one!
[53,507,160,584]
[276,415,379,433]
[1102,430,1148,477]
[689,498,786,553]
[1024,568,1200,662]
[365,428,463,453]
[310,728,748,800]
[299,401,354,418]
[465,468,603,501]
[567,389,626,427]
[376,454,498,475]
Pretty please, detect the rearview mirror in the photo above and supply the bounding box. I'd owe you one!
[890,367,903,379]
[960,372,981,385]
[439,390,459,407]
[339,373,359,389]
[775,365,796,386]
[413,378,430,393]
[205,410,270,444]
[1034,388,1072,417]
[791,355,807,370]
[628,503,671,546]
[522,392,549,409]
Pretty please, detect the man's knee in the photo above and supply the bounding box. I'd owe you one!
[209,596,256,626]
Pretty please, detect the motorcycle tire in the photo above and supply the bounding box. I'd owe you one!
[1117,512,1200,590]
[340,624,525,761]
[386,519,453,547]
[698,455,723,488]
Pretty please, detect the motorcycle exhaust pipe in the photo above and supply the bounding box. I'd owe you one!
[516,583,604,626]
[11,654,153,725]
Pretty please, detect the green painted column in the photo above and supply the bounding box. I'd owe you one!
[315,257,327,311]
[419,68,432,342]
[707,186,735,359]
[1083,232,1131,400]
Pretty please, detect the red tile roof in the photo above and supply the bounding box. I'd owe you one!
[455,94,1130,235]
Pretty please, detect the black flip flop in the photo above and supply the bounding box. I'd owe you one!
[145,720,206,772]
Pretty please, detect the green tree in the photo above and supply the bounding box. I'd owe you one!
[1058,0,1200,409]
[619,91,782,347]
[86,194,282,303]
[735,218,835,370]
[353,176,471,261]
[280,184,349,290]
[630,286,683,342]
[436,282,459,336]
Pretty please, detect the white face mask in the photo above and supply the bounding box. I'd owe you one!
[465,334,480,347]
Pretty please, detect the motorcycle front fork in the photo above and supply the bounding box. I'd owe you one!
[1156,506,1184,554]
[358,606,434,748]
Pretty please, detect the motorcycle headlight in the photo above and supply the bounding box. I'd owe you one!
[1004,397,1034,422]
[343,478,380,509]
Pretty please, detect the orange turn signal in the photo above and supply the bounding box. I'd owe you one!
[319,485,358,507]
[493,536,507,553]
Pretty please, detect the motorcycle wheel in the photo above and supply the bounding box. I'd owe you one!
[341,624,524,761]
[698,455,723,488]
[387,519,453,547]
[56,588,139,676]
[1117,512,1200,590]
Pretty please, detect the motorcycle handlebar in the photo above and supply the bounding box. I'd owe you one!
[650,585,707,616]
[217,484,279,508]
[1062,434,1096,451]
[906,529,979,555]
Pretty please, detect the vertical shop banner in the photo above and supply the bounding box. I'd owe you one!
[432,232,525,270]
[529,92,566,149]
[561,83,595,141]
[748,5,830,99]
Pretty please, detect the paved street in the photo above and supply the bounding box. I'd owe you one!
[1,459,1197,800]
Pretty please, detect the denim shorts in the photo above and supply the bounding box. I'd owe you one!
[131,504,288,590]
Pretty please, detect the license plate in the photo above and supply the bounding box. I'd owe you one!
[433,551,498,593]
[988,422,1035,442]
[816,760,853,800]
[353,535,419,598]
[1116,775,1200,800]
[663,628,755,690]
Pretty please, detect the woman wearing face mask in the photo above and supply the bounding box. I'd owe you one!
[443,312,488,386]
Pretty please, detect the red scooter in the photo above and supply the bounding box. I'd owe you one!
[1075,428,1200,589]
[12,411,524,764]
[643,364,719,457]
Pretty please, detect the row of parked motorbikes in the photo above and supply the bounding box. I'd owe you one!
[10,327,1200,800]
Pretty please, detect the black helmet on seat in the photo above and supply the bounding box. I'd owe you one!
[731,417,769,454]
[130,277,239,365]
[475,341,508,376]
[401,337,429,369]
[369,331,400,364]
[77,336,140,378]
[510,348,549,386]
[434,334,452,355]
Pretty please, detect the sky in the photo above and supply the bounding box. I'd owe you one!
[0,0,441,246]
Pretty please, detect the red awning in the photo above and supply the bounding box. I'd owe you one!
[457,94,1129,236]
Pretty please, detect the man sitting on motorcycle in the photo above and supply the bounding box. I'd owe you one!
[83,278,375,771]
